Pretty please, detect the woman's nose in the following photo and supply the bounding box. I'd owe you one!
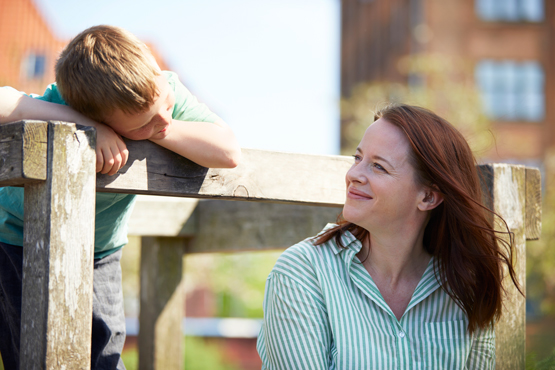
[346,163,366,184]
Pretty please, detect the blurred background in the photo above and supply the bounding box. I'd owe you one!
[1,0,554,368]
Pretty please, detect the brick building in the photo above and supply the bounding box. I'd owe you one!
[0,0,169,95]
[341,0,552,164]
[0,0,64,94]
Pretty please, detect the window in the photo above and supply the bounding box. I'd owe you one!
[21,53,46,80]
[475,0,544,22]
[475,60,544,122]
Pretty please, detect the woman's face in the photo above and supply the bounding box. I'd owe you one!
[343,118,428,234]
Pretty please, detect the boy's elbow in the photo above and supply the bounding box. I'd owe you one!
[224,147,241,168]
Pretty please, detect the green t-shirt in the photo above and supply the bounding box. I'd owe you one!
[0,71,219,258]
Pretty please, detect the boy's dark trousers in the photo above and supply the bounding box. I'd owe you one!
[0,242,127,370]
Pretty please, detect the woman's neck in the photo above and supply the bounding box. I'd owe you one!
[358,228,431,289]
[358,229,432,320]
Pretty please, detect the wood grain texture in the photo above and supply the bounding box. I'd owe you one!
[525,167,542,240]
[20,122,96,370]
[0,120,47,186]
[485,164,526,370]
[127,198,342,252]
[139,237,186,370]
[187,200,342,253]
[97,139,352,206]
[127,196,198,236]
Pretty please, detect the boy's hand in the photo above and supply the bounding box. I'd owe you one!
[0,90,128,175]
[92,122,129,175]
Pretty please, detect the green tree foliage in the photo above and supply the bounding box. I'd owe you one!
[340,53,492,156]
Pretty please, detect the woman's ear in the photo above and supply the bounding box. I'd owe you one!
[417,187,444,211]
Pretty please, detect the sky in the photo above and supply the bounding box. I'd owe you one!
[33,0,341,155]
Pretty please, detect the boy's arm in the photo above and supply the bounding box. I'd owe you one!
[150,118,241,168]
[0,87,128,175]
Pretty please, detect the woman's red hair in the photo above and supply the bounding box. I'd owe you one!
[316,104,522,334]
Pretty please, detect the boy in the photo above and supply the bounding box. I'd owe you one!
[0,25,241,369]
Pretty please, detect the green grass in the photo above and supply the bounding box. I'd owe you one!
[120,336,239,370]
[527,350,555,370]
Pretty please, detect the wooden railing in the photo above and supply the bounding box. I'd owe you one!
[0,120,541,369]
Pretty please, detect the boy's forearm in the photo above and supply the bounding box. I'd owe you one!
[1,88,92,127]
[0,88,129,175]
[150,119,241,168]
[0,88,23,123]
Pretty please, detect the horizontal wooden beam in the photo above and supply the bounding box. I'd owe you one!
[128,198,342,253]
[0,120,47,186]
[127,196,198,236]
[97,139,352,207]
[1,121,543,234]
[187,200,342,253]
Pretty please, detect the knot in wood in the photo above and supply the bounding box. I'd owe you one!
[233,185,249,198]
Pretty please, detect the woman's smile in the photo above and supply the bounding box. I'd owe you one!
[347,186,373,200]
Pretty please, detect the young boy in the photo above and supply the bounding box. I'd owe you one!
[0,25,241,369]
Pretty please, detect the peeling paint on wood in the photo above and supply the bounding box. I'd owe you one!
[487,164,526,370]
[525,168,541,240]
[20,121,96,370]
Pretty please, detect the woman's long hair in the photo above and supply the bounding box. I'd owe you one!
[316,104,522,334]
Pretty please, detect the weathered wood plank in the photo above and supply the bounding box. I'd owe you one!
[187,200,342,253]
[480,164,526,370]
[139,237,186,370]
[127,196,198,236]
[525,167,541,240]
[20,121,96,369]
[0,120,47,186]
[97,139,352,206]
[127,198,341,252]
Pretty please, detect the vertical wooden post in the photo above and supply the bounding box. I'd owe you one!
[20,122,96,369]
[480,164,527,370]
[139,237,186,370]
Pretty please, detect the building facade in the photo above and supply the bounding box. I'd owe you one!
[0,0,64,94]
[341,0,552,163]
[0,0,170,96]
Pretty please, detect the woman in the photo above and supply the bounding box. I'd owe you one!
[256,104,521,369]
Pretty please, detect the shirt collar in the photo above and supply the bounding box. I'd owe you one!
[321,223,363,256]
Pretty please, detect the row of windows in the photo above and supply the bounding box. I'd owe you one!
[475,0,544,22]
[475,60,545,122]
[474,0,545,121]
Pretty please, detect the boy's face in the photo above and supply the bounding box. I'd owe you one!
[102,74,175,141]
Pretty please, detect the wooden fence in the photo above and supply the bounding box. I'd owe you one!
[0,120,541,369]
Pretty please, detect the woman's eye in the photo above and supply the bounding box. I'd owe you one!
[372,163,386,172]
[352,154,362,162]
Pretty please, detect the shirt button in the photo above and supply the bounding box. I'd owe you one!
[398,332,406,338]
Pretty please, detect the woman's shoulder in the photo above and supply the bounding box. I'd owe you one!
[270,224,345,281]
[272,236,320,274]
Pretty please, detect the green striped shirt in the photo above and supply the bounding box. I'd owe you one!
[257,225,495,369]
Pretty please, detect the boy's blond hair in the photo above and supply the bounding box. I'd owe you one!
[55,25,160,122]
